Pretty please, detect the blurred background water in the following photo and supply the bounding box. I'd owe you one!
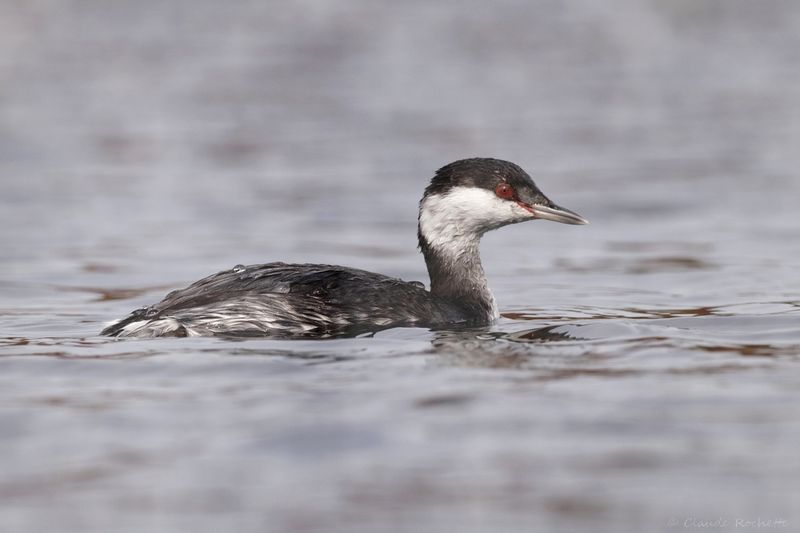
[1,1,799,532]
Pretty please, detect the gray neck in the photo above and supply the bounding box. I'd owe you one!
[417,188,508,323]
[418,232,498,323]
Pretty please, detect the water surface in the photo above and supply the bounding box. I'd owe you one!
[1,1,799,532]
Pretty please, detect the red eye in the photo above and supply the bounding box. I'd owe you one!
[495,182,514,200]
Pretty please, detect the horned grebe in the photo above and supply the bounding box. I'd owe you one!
[102,158,587,338]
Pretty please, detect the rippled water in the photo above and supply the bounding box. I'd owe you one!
[1,1,800,532]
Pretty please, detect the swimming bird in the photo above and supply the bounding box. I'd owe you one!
[102,158,587,338]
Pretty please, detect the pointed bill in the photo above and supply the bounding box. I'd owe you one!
[530,204,588,225]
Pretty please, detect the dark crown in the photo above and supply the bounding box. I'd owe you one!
[423,158,541,198]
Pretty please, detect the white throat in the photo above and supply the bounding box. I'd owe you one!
[418,186,532,321]
[418,186,531,253]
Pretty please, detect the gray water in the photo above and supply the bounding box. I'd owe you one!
[1,1,799,532]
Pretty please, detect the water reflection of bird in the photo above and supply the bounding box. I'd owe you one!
[102,158,587,338]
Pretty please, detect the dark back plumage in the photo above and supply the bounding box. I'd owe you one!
[102,263,469,338]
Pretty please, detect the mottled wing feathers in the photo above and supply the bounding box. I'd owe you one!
[103,263,458,337]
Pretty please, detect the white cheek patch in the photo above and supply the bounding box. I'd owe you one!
[419,187,532,249]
